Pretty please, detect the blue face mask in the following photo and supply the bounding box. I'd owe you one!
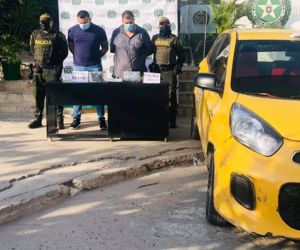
[79,22,90,31]
[124,23,135,33]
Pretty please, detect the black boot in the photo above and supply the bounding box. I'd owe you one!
[99,117,107,130]
[57,117,65,129]
[28,119,42,129]
[169,112,177,129]
[170,120,177,129]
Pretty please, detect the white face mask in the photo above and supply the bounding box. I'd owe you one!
[79,22,91,31]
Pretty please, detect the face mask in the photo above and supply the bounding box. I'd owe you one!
[40,21,51,31]
[124,23,135,33]
[159,25,171,38]
[79,22,90,31]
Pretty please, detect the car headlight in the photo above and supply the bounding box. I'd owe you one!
[230,103,283,156]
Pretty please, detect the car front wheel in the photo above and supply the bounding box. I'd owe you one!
[206,151,228,226]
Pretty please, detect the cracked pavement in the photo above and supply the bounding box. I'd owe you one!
[0,166,299,250]
[0,114,200,224]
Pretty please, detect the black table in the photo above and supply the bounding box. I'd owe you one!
[46,82,169,141]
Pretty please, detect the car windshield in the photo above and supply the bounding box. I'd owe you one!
[232,40,300,99]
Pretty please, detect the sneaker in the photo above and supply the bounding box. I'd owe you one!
[99,117,107,130]
[28,119,42,129]
[58,119,65,130]
[70,118,80,129]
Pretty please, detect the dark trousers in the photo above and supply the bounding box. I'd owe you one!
[33,68,63,120]
[161,70,177,122]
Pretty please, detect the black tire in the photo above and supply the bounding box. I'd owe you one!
[206,152,228,226]
[191,106,200,140]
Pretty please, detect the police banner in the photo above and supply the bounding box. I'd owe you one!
[237,0,300,29]
[58,0,178,80]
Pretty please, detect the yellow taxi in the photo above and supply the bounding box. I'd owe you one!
[191,29,300,239]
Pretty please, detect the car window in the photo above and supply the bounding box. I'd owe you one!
[207,35,226,67]
[232,40,300,99]
[212,35,230,88]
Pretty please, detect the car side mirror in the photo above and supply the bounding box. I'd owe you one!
[194,73,221,92]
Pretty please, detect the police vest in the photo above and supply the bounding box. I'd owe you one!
[32,31,57,66]
[154,36,177,65]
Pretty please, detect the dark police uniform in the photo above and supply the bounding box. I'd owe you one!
[29,14,68,129]
[151,17,183,128]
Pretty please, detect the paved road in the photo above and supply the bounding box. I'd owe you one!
[0,115,194,184]
[0,165,299,250]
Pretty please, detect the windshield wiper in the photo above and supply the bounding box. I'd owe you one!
[241,91,300,99]
[240,92,279,98]
[290,95,300,99]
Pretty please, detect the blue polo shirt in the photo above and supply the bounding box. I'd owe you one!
[68,23,107,67]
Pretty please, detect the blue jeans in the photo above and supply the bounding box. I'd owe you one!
[72,64,105,120]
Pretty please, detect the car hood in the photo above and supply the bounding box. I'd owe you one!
[236,94,300,141]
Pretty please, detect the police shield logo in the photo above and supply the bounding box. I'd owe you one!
[95,0,104,4]
[250,0,291,26]
[109,65,114,74]
[193,11,210,26]
[107,10,117,19]
[171,23,176,31]
[72,0,81,5]
[61,11,71,20]
[132,9,140,18]
[143,23,152,32]
[154,9,163,17]
[64,66,73,74]
[255,0,284,23]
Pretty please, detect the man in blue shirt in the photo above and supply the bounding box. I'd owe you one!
[68,10,108,129]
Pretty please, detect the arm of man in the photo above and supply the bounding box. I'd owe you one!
[29,31,37,55]
[58,32,69,62]
[100,41,108,57]
[143,30,153,56]
[99,28,108,57]
[175,36,184,74]
[110,29,117,54]
[175,37,184,67]
[28,32,36,79]
[67,29,74,54]
[151,35,158,64]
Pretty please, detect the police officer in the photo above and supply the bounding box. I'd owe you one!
[151,17,183,128]
[28,13,68,129]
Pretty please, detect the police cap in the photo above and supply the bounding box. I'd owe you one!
[40,13,52,21]
[159,16,170,25]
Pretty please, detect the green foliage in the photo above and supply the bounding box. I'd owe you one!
[0,34,22,63]
[0,0,40,39]
[0,0,22,20]
[0,0,58,42]
[209,0,250,35]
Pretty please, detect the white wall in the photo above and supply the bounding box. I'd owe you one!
[286,0,300,29]
[58,0,178,80]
